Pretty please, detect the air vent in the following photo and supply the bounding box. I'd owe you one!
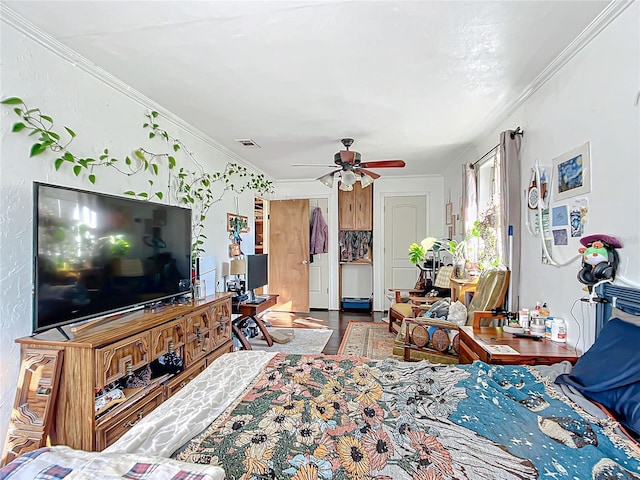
[235,139,261,148]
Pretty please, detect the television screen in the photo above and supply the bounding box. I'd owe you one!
[246,253,268,297]
[34,182,192,333]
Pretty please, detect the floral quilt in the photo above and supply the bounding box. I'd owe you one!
[177,354,640,479]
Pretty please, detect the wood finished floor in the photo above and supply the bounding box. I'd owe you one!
[261,309,386,354]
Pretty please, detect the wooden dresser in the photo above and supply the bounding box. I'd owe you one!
[4,293,233,461]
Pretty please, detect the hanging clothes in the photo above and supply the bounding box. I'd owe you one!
[310,206,328,255]
[339,231,372,262]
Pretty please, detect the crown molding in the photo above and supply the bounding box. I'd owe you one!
[0,4,270,179]
[500,0,633,121]
[459,0,634,163]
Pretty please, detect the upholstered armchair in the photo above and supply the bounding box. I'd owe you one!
[393,267,510,362]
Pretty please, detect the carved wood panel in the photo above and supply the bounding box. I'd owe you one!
[149,318,185,360]
[95,333,150,388]
[1,347,63,466]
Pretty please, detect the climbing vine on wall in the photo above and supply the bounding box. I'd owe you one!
[1,97,274,257]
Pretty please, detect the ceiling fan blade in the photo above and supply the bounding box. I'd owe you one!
[359,159,406,168]
[359,168,381,179]
[292,164,337,167]
[340,150,355,164]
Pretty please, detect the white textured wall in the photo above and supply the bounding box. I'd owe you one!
[441,4,640,353]
[0,24,266,451]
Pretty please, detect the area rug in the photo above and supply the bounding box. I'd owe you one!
[337,321,400,360]
[247,328,333,354]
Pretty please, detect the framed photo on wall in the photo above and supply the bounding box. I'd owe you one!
[552,142,591,201]
[445,202,453,225]
[227,213,249,233]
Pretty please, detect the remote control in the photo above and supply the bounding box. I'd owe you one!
[513,333,543,341]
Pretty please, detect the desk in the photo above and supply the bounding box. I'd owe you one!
[459,326,579,365]
[449,277,478,305]
[232,294,279,350]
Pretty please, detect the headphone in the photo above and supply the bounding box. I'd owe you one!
[577,240,620,286]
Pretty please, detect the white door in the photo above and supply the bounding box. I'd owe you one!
[309,198,330,309]
[383,195,427,310]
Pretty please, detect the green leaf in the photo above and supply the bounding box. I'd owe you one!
[149,132,155,139]
[134,150,146,161]
[125,156,132,165]
[124,191,136,196]
[173,143,180,152]
[63,152,74,162]
[155,192,164,200]
[64,126,76,138]
[48,131,60,140]
[1,97,24,105]
[40,115,53,123]
[12,122,25,132]
[14,108,23,116]
[143,123,149,128]
[73,165,82,176]
[30,143,46,157]
[151,164,159,175]
[151,111,158,117]
[88,174,96,184]
[138,192,148,198]
[168,156,176,169]
[54,158,64,170]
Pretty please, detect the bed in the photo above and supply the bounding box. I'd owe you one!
[3,285,640,479]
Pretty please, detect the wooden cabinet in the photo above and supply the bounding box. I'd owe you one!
[338,182,373,230]
[10,293,234,454]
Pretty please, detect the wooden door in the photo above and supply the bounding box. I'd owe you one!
[383,195,427,309]
[355,183,373,230]
[269,199,310,312]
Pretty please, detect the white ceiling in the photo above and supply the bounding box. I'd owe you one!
[4,1,612,181]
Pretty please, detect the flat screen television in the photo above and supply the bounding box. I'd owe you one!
[245,253,268,302]
[33,182,192,333]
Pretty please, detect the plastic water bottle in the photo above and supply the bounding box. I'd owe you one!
[519,308,530,333]
[545,317,553,339]
[551,318,567,343]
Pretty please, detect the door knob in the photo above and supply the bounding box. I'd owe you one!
[302,260,309,265]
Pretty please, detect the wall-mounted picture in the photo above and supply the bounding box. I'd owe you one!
[227,213,249,233]
[445,202,453,225]
[551,205,568,227]
[552,142,591,201]
[552,228,568,246]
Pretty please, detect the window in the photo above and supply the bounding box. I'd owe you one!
[470,147,503,269]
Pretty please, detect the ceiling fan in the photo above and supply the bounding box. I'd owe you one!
[293,138,406,189]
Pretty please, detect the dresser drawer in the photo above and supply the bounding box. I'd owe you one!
[95,388,163,450]
[164,358,206,399]
[95,332,150,388]
[149,318,185,360]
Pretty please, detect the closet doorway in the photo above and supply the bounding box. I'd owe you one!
[309,198,329,309]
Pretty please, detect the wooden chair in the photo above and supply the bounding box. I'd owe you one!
[387,266,454,333]
[396,267,510,362]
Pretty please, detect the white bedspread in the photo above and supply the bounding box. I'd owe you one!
[106,350,276,457]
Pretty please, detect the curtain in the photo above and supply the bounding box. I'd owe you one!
[462,163,478,262]
[499,130,522,311]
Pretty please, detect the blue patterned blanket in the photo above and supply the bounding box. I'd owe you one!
[178,354,640,479]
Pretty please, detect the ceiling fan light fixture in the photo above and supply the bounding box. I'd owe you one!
[360,173,374,188]
[341,170,357,187]
[318,172,335,188]
[339,181,353,191]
